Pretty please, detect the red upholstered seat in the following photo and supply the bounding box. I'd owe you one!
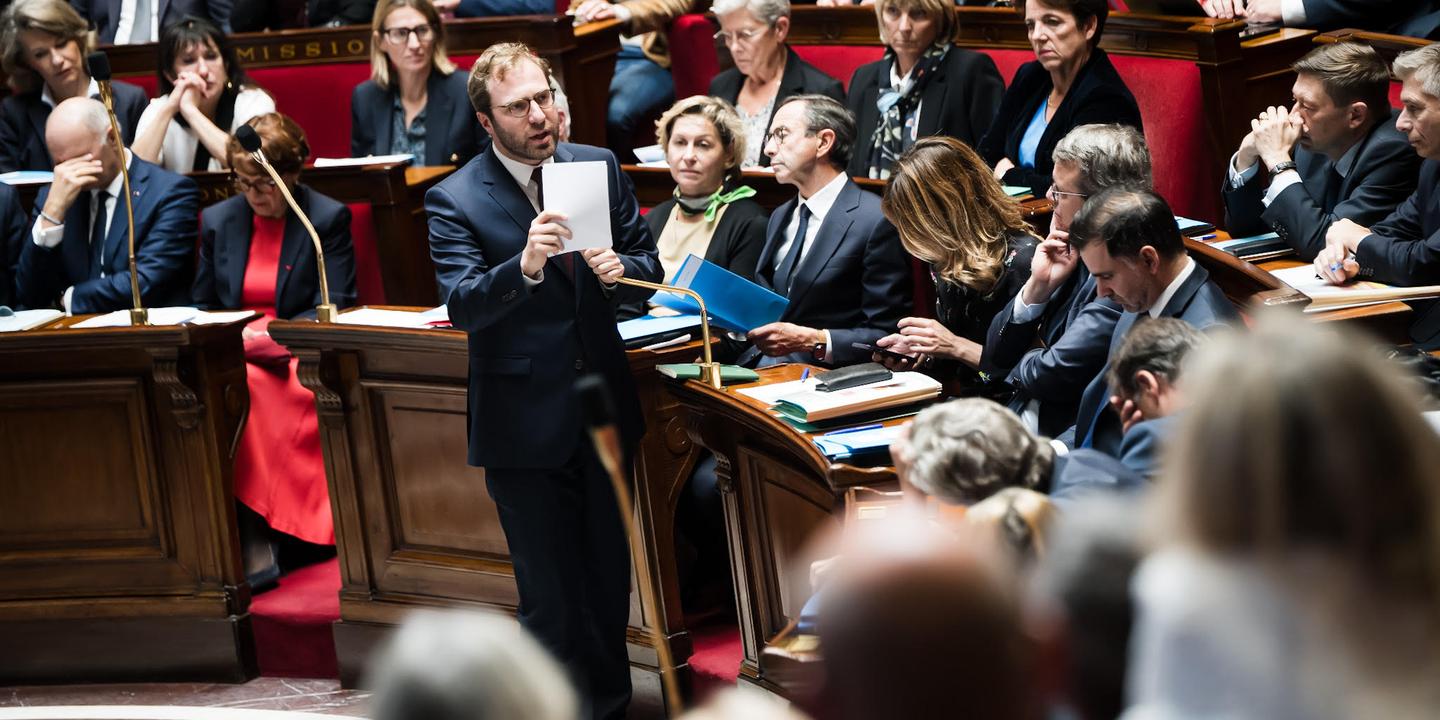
[792,46,884,93]
[1107,55,1214,221]
[345,202,387,304]
[1391,80,1404,109]
[671,14,721,99]
[250,64,373,159]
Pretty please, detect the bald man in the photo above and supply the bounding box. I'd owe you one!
[16,97,198,314]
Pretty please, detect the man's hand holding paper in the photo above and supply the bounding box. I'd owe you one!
[542,161,614,254]
[523,210,571,279]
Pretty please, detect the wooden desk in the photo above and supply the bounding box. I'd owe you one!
[266,311,710,713]
[664,364,897,698]
[0,315,255,684]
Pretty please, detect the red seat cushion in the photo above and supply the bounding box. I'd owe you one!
[792,46,885,93]
[975,48,1035,90]
[1391,80,1404,109]
[670,14,721,99]
[346,202,386,305]
[249,64,373,159]
[1109,55,1214,222]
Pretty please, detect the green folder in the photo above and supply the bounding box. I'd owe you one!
[1002,185,1031,197]
[656,363,759,384]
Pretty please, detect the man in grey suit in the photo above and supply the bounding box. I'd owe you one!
[1224,42,1419,259]
[1068,188,1239,457]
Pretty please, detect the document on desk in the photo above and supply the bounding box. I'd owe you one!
[70,307,257,328]
[770,371,942,422]
[0,309,63,332]
[1270,265,1440,313]
[543,161,613,253]
[335,307,446,328]
[312,153,414,168]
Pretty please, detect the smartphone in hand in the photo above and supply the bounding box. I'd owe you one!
[851,341,915,363]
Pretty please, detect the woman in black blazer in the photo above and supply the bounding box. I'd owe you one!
[0,0,147,173]
[620,95,767,320]
[846,0,1004,179]
[708,0,844,168]
[977,0,1142,196]
[351,0,488,166]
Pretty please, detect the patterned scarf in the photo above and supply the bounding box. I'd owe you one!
[673,183,757,222]
[865,43,950,180]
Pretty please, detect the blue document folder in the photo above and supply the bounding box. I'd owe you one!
[651,254,788,333]
[617,313,702,342]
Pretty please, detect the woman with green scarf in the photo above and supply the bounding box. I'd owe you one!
[845,0,1004,179]
[619,95,768,319]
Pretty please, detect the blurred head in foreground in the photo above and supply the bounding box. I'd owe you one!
[367,609,577,720]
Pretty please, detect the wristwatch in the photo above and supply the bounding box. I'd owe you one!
[1269,160,1298,175]
[811,339,827,361]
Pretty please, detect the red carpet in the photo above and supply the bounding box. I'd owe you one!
[688,623,743,699]
[250,558,341,678]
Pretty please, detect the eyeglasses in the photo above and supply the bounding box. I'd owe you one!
[381,24,434,44]
[233,175,278,193]
[492,88,556,118]
[764,126,812,147]
[1046,186,1088,203]
[713,27,767,46]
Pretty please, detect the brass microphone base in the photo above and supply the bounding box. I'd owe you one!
[697,361,722,389]
[315,304,338,323]
[128,307,149,326]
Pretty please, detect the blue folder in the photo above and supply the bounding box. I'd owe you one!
[651,254,788,334]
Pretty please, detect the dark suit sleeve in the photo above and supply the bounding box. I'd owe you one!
[604,152,662,303]
[320,203,357,309]
[818,74,845,104]
[191,210,221,310]
[115,84,149,146]
[351,84,375,157]
[203,0,235,32]
[828,216,911,366]
[963,53,1005,146]
[977,65,1035,167]
[455,0,551,16]
[16,188,62,309]
[0,98,30,174]
[1221,164,1270,240]
[1006,297,1122,403]
[428,183,537,333]
[1354,197,1440,286]
[70,176,200,314]
[0,184,24,307]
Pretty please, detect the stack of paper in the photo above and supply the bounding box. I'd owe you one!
[1269,265,1440,313]
[312,154,414,168]
[0,309,63,332]
[618,313,702,344]
[1175,216,1216,236]
[336,307,448,328]
[70,307,255,328]
[1211,231,1292,261]
[811,423,907,461]
[0,170,53,186]
[742,371,942,423]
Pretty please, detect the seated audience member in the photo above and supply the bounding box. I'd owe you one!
[368,609,577,720]
[192,113,356,560]
[845,0,1004,179]
[133,17,276,173]
[1224,42,1418,260]
[0,184,26,308]
[708,0,845,168]
[872,136,1039,390]
[1066,187,1238,456]
[1026,495,1142,720]
[897,398,1144,509]
[1200,0,1440,39]
[572,0,699,162]
[1128,316,1440,718]
[16,98,198,313]
[977,0,1142,196]
[232,0,380,30]
[352,0,488,167]
[982,124,1145,436]
[1318,43,1440,349]
[1104,316,1202,479]
[619,95,766,319]
[452,0,550,17]
[744,94,910,367]
[0,0,147,173]
[74,0,227,44]
[818,519,1038,720]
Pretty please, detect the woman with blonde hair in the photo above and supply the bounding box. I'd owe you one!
[876,135,1039,388]
[351,0,488,166]
[1129,316,1440,718]
[0,0,146,172]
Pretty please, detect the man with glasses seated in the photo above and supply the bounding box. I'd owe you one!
[980,124,1148,437]
[424,42,660,720]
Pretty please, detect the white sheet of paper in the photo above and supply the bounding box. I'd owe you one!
[71,306,201,328]
[543,161,613,253]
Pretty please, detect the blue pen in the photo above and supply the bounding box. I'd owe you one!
[801,368,810,381]
[1197,233,1217,241]
[822,423,885,436]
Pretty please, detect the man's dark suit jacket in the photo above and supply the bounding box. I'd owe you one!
[709,47,845,168]
[16,156,198,313]
[981,269,1123,438]
[0,81,147,174]
[351,71,490,167]
[1353,160,1440,348]
[76,0,233,42]
[750,177,911,367]
[1047,448,1147,505]
[427,143,662,469]
[1071,262,1238,457]
[1223,111,1418,260]
[1300,0,1440,38]
[977,49,1143,197]
[1117,415,1177,481]
[192,185,357,319]
[0,183,29,308]
[844,47,1005,177]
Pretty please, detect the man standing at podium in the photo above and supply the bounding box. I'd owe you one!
[425,43,661,720]
[15,97,198,314]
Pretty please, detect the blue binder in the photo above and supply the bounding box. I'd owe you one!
[651,254,789,333]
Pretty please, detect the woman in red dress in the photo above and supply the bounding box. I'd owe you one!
[192,112,356,582]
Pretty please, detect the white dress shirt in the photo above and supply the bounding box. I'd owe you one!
[113,0,158,46]
[1227,138,1360,208]
[32,150,132,312]
[772,171,848,361]
[135,88,275,172]
[493,144,558,284]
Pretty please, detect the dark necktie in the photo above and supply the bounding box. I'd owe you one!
[532,166,575,281]
[1322,167,1343,214]
[774,204,811,296]
[90,190,110,279]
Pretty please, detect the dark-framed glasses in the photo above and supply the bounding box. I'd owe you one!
[381,24,434,44]
[1047,186,1088,203]
[493,88,557,118]
[764,126,812,147]
[233,175,278,193]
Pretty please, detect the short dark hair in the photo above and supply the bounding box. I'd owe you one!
[778,94,856,170]
[1019,0,1109,49]
[1106,317,1204,399]
[157,15,251,96]
[1293,42,1393,127]
[1069,187,1184,260]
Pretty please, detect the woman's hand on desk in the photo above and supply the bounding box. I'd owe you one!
[896,317,980,368]
[874,333,927,371]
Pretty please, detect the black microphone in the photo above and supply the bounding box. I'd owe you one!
[86,51,111,82]
[235,124,262,153]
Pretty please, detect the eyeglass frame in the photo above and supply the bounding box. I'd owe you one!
[763,125,816,148]
[713,25,770,47]
[491,87,558,118]
[232,174,279,193]
[1046,186,1089,203]
[379,23,435,45]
